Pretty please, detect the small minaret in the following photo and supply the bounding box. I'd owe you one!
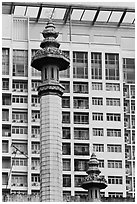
[81,153,107,202]
[31,20,69,202]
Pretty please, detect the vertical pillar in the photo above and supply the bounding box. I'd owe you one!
[31,20,70,202]
[40,94,62,201]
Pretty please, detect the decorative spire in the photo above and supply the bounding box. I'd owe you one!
[40,19,60,49]
[31,20,70,71]
[81,153,107,190]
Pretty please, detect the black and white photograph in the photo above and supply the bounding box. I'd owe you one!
[2,0,135,202]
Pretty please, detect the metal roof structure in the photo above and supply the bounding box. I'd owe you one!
[2,2,135,27]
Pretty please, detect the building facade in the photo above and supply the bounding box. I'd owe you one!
[2,2,135,201]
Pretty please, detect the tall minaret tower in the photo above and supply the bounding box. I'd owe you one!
[81,153,107,202]
[31,20,69,202]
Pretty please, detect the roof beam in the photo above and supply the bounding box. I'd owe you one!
[117,9,127,27]
[63,7,73,24]
[92,8,100,25]
[36,4,42,22]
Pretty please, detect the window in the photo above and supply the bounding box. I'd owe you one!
[131,100,135,114]
[62,97,70,108]
[74,175,85,187]
[12,95,28,103]
[62,112,70,123]
[12,143,27,155]
[11,175,27,187]
[12,80,28,92]
[2,94,11,105]
[106,83,120,91]
[2,125,11,137]
[2,141,8,153]
[63,159,71,171]
[98,160,104,168]
[92,97,103,105]
[62,143,71,155]
[106,98,120,106]
[31,158,40,170]
[12,126,28,134]
[12,158,27,166]
[93,128,104,136]
[31,50,41,77]
[12,111,28,123]
[2,78,9,90]
[130,85,135,98]
[107,129,121,137]
[73,97,89,109]
[31,142,40,154]
[32,95,40,105]
[32,110,40,122]
[74,144,89,155]
[74,128,89,140]
[62,127,71,139]
[60,51,70,78]
[74,159,88,171]
[108,176,122,184]
[108,160,122,168]
[108,192,123,198]
[73,82,88,93]
[31,80,41,91]
[74,113,89,124]
[31,174,40,186]
[93,144,104,152]
[60,81,70,93]
[106,113,121,121]
[2,109,9,121]
[13,50,28,77]
[73,52,88,78]
[131,115,135,128]
[2,48,9,75]
[92,113,103,121]
[32,126,40,138]
[107,144,122,152]
[63,175,71,187]
[2,173,8,185]
[105,53,119,80]
[92,82,102,90]
[91,52,102,79]
[63,191,71,201]
[123,58,135,83]
[2,158,11,169]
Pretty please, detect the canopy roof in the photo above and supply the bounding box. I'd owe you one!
[2,2,135,27]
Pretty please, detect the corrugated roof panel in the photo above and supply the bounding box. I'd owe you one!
[25,7,39,18]
[14,6,26,16]
[97,10,111,22]
[123,12,135,23]
[109,11,123,22]
[53,8,66,19]
[81,9,96,21]
[71,9,84,20]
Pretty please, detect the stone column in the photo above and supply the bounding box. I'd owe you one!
[31,20,70,202]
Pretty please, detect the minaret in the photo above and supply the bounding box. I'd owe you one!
[81,153,107,202]
[31,20,69,202]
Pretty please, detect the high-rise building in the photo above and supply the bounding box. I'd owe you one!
[2,2,135,202]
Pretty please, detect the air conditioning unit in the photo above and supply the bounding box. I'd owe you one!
[32,134,36,138]
[20,120,24,123]
[131,110,135,114]
[20,89,23,92]
[32,119,35,122]
[32,104,35,106]
[32,166,36,170]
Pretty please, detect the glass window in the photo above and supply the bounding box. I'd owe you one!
[73,52,88,79]
[2,48,9,75]
[105,53,119,80]
[91,52,102,79]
